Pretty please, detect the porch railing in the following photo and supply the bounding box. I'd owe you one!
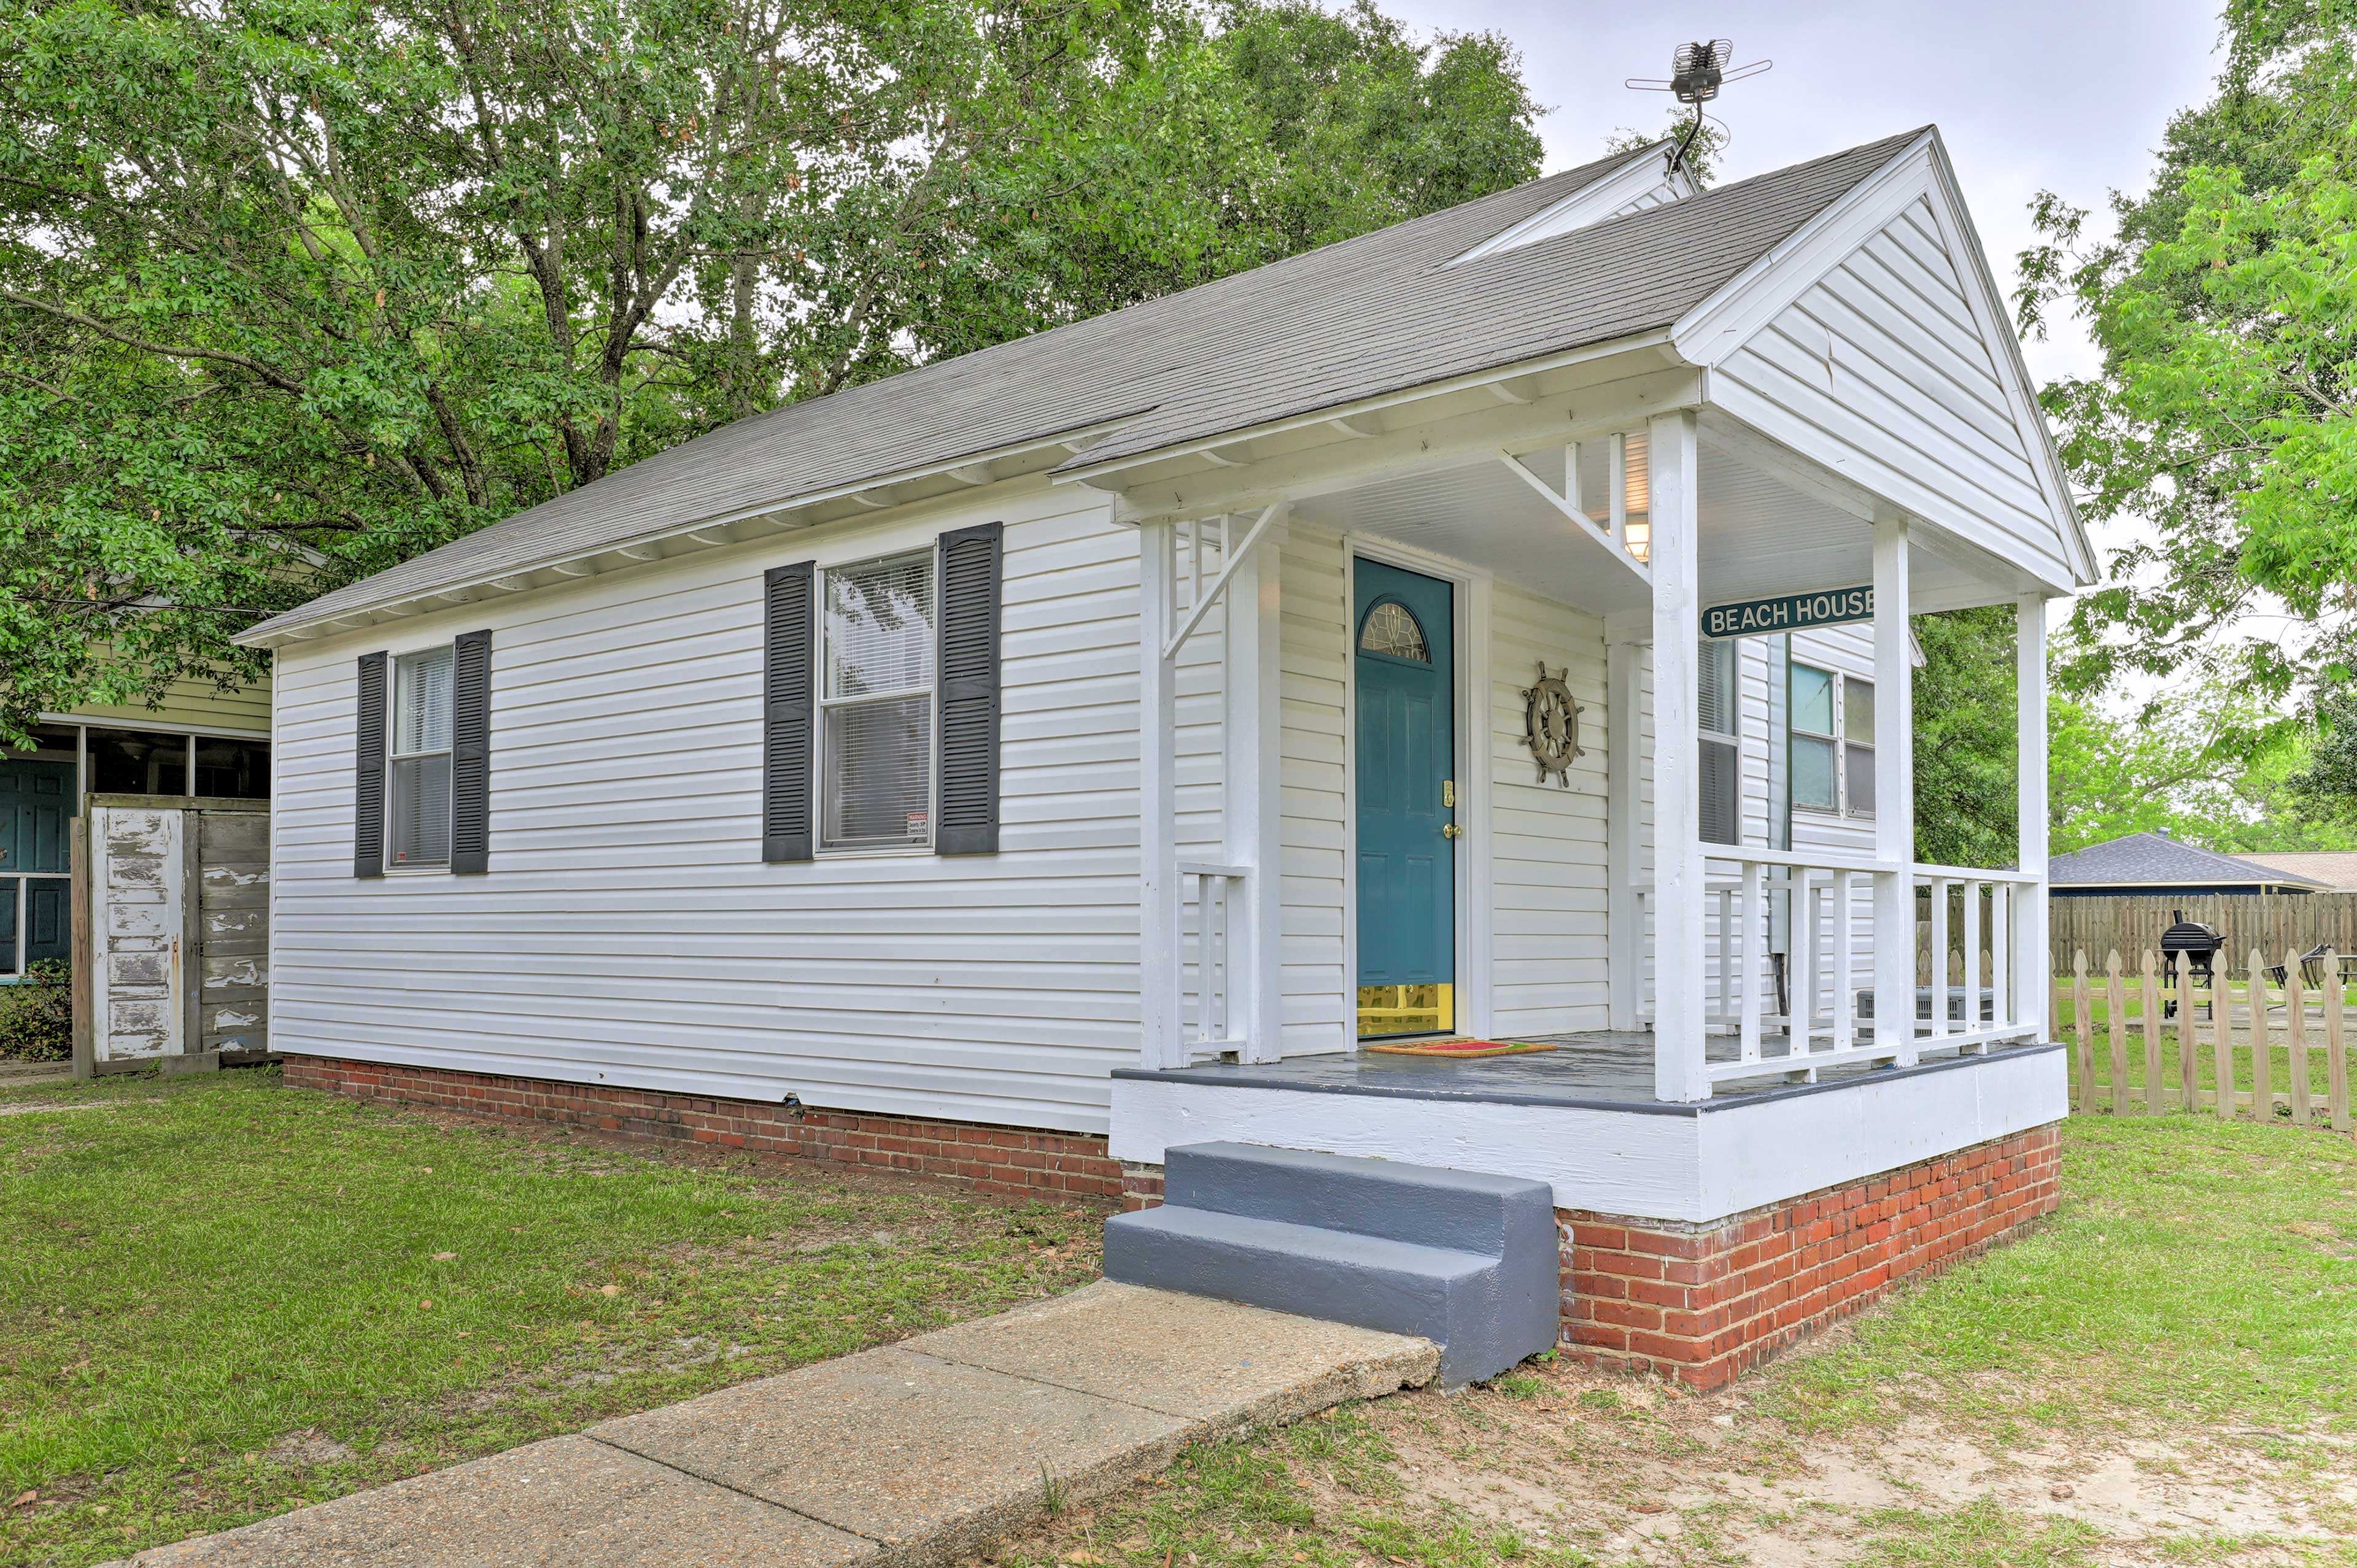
[1643,851,2043,1083]
[1178,860,1248,1060]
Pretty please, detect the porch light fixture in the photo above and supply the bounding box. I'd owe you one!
[1567,433,1653,568]
[1621,430,1652,565]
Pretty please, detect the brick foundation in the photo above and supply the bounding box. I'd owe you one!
[1558,1123,2061,1390]
[280,1056,1126,1205]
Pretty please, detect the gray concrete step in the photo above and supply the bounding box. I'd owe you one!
[1104,1142,1559,1386]
[1161,1140,1541,1254]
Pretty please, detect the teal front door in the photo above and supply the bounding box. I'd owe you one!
[0,759,75,976]
[1354,560,1456,1038]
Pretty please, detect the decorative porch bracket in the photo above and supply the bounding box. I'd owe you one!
[1140,502,1290,1072]
[1160,503,1287,660]
[1495,439,1652,584]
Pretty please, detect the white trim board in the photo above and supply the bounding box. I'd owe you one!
[1671,130,2095,593]
[1108,1046,2067,1224]
[1449,147,1697,268]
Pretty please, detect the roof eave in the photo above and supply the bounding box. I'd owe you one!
[233,417,1142,651]
[1048,328,1686,501]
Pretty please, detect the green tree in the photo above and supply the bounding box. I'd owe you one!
[1604,109,1724,187]
[0,0,1542,739]
[1911,606,2018,868]
[2015,0,2357,719]
[2048,675,2357,854]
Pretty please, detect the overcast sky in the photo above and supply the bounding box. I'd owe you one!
[1384,1,2225,385]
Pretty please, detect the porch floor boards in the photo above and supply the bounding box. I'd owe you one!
[1127,1030,2056,1114]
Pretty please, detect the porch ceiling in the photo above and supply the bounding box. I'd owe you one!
[1289,420,2024,620]
[1288,457,1652,616]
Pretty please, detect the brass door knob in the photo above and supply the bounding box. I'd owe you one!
[1441,823,1464,840]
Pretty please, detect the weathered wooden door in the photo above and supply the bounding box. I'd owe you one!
[1354,560,1457,1038]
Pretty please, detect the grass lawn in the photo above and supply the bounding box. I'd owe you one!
[1,1067,1103,1567]
[999,1114,2357,1567]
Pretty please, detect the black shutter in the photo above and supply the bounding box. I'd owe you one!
[763,562,816,863]
[935,521,1003,856]
[354,652,386,879]
[450,629,492,875]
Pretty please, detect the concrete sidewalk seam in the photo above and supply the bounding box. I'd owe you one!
[576,1432,884,1547]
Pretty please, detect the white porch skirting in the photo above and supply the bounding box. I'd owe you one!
[1108,1044,2069,1225]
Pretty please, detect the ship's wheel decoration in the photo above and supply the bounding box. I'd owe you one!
[1520,662,1584,787]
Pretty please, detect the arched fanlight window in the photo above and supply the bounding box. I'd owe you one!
[1358,600,1430,663]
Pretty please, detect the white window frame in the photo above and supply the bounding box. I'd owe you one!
[1697,638,1741,846]
[815,547,939,858]
[386,643,456,873]
[1790,663,1876,820]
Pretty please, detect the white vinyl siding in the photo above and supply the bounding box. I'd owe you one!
[1711,194,2069,586]
[1278,528,1352,1055]
[269,482,1144,1135]
[1487,583,1609,1037]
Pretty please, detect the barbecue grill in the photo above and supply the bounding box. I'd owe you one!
[2160,910,2224,1018]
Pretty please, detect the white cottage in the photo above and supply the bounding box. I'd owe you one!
[240,127,2092,1387]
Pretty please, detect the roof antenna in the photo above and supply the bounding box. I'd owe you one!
[1626,40,1771,180]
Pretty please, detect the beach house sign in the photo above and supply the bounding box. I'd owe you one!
[1702,586,1873,640]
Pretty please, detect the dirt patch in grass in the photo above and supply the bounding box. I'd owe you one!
[1,1068,1108,1566]
[997,1118,2357,1568]
[996,1351,2357,1568]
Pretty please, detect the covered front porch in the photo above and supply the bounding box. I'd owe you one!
[1097,355,2057,1131]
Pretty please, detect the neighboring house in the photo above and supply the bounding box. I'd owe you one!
[2048,832,2329,898]
[236,127,2094,1387]
[2240,851,2357,894]
[2,671,273,981]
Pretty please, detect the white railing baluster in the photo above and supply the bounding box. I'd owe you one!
[1725,886,1744,1032]
[1929,876,1951,1041]
[1990,882,2010,1041]
[1961,879,1981,1041]
[1740,860,1765,1060]
[1794,871,1818,1055]
[1177,861,1249,1059]
[1836,869,1859,1049]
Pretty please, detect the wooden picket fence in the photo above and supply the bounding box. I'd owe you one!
[2049,894,2357,976]
[2053,947,2355,1133]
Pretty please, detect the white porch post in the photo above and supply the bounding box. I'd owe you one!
[1606,630,1644,1032]
[1648,411,1708,1101]
[1225,522,1287,1063]
[2013,592,2050,1032]
[1871,517,1916,1062]
[1138,518,1182,1070]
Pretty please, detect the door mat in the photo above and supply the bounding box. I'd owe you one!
[1363,1038,1557,1059]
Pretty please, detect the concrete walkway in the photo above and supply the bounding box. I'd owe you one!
[127,1283,1438,1566]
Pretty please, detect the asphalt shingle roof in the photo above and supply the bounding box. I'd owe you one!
[2049,833,2331,890]
[2237,851,2357,891]
[247,129,1926,642]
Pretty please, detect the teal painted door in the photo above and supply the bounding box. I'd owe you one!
[1354,560,1456,1037]
[0,759,75,973]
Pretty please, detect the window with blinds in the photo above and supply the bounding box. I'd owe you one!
[389,645,454,868]
[1697,638,1740,846]
[1789,662,1875,818]
[819,550,936,851]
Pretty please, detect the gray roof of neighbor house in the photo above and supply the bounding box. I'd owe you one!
[2049,832,2332,890]
[2239,851,2357,892]
[244,128,1928,644]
